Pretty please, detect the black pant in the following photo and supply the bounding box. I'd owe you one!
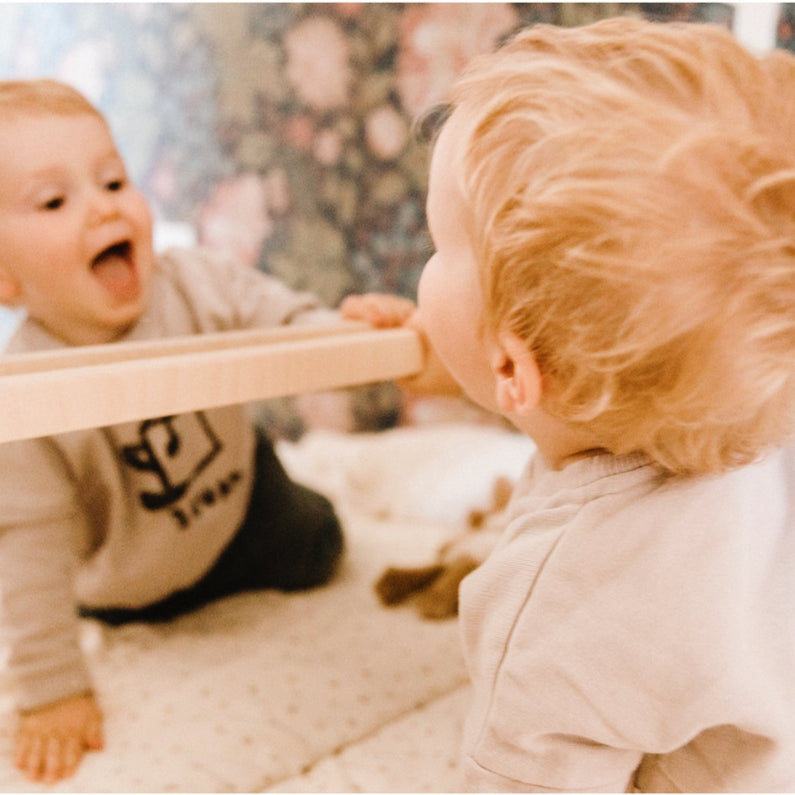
[81,432,344,625]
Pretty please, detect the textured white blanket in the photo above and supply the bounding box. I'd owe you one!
[0,424,532,792]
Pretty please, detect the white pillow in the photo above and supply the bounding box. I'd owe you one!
[277,423,534,526]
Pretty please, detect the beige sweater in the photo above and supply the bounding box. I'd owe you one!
[0,248,329,710]
[460,446,794,792]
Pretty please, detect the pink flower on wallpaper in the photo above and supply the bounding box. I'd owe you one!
[314,127,344,167]
[284,16,353,112]
[198,173,272,268]
[148,158,179,209]
[285,115,315,152]
[295,390,355,434]
[396,3,520,116]
[334,3,364,19]
[365,105,408,161]
[263,168,291,216]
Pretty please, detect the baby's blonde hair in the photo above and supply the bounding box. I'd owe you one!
[0,78,103,120]
[449,17,795,475]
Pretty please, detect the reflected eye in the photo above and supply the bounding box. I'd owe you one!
[41,196,65,211]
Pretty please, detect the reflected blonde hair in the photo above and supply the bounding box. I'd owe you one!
[0,78,104,120]
[448,17,795,475]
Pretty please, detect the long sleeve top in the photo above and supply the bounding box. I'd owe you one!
[460,446,794,792]
[0,247,330,710]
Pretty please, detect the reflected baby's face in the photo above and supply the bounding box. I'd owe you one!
[0,112,155,345]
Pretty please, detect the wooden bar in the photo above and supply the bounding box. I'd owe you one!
[0,324,423,443]
[0,321,373,376]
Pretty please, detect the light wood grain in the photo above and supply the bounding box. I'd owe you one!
[0,324,423,443]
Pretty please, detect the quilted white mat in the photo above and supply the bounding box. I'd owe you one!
[0,424,532,792]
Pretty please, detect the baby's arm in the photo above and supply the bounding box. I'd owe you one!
[15,693,104,784]
[341,293,462,396]
[0,439,103,783]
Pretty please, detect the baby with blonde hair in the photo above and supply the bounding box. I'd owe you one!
[0,78,102,117]
[343,17,794,791]
[0,78,344,783]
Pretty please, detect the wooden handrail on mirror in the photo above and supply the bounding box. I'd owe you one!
[0,323,423,443]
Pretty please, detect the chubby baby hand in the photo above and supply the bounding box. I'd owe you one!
[340,292,417,328]
[341,292,461,398]
[15,692,104,784]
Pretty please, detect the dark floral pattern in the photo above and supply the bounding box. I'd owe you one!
[778,4,795,51]
[2,1,760,434]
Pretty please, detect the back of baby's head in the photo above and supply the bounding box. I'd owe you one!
[0,78,102,121]
[449,17,795,475]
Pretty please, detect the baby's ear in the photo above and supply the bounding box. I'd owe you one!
[0,269,22,304]
[491,332,542,416]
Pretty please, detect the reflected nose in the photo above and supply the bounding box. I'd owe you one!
[87,186,121,225]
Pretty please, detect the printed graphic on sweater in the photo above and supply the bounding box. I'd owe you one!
[121,413,222,511]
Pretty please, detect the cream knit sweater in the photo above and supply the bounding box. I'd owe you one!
[460,446,794,791]
[0,248,329,710]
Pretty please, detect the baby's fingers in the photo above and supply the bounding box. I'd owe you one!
[43,735,82,783]
[14,730,86,783]
[340,294,415,327]
[14,731,45,781]
[84,714,104,750]
[340,295,384,324]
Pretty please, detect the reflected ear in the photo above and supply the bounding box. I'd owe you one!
[0,268,22,304]
[491,332,542,416]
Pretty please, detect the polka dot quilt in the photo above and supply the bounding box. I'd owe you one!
[0,424,533,792]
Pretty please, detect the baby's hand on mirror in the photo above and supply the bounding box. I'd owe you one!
[341,293,460,396]
[340,293,416,329]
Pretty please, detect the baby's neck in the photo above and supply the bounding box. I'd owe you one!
[513,407,606,471]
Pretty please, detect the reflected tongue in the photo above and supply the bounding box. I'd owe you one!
[93,249,137,300]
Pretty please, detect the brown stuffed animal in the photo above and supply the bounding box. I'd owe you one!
[375,476,513,619]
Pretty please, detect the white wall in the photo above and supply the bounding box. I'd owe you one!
[733,3,781,53]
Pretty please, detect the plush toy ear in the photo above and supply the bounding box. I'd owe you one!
[491,332,543,417]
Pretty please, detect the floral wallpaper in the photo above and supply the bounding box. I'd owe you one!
[778,3,795,50]
[0,1,772,434]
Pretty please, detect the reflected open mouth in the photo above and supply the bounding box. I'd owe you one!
[91,240,132,269]
[90,240,139,300]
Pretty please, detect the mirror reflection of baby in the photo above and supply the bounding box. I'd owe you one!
[343,18,795,792]
[0,79,345,783]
